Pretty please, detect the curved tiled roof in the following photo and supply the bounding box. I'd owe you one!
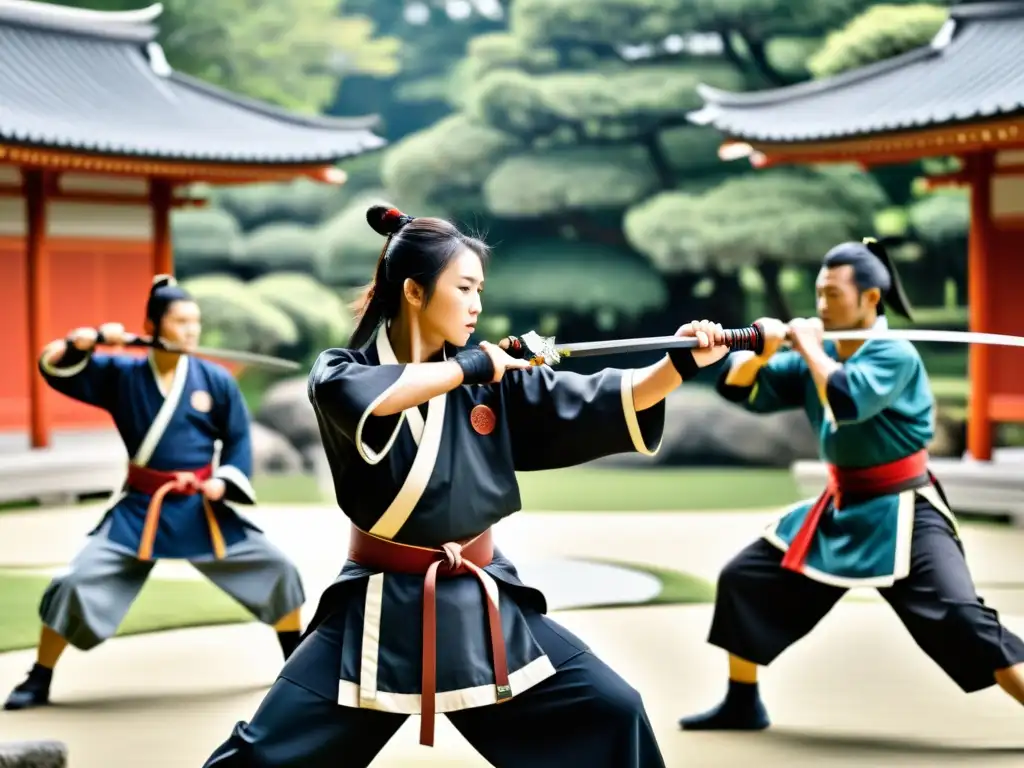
[0,0,385,163]
[688,1,1024,143]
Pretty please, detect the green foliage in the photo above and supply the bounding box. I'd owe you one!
[763,36,825,79]
[484,146,660,217]
[466,63,745,142]
[211,179,351,231]
[907,190,970,248]
[808,4,949,78]
[484,238,669,316]
[317,191,390,286]
[180,274,300,354]
[874,206,910,237]
[625,166,888,273]
[659,126,734,176]
[246,272,353,352]
[509,0,701,46]
[171,207,244,276]
[52,0,401,113]
[242,223,326,275]
[456,31,560,86]
[691,0,876,39]
[622,191,707,273]
[381,114,525,208]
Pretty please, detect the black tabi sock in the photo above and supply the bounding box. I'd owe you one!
[678,679,769,731]
[277,630,301,660]
[27,663,53,685]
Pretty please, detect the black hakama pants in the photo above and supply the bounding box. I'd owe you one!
[202,606,665,768]
[709,500,1024,693]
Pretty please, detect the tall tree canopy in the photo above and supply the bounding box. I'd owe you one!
[51,0,401,113]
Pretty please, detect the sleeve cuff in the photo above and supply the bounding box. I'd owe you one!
[715,354,756,404]
[619,369,663,456]
[214,464,257,505]
[353,367,413,465]
[39,344,91,378]
[825,369,858,421]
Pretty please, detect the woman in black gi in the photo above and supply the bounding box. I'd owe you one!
[202,205,729,767]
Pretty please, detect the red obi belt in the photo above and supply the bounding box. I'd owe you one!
[126,463,225,561]
[781,449,929,572]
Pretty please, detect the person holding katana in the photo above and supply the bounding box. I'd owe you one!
[677,238,1024,732]
[4,275,306,711]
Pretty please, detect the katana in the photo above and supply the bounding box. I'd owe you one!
[96,330,303,373]
[503,327,1024,367]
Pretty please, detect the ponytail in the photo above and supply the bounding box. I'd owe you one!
[346,206,414,349]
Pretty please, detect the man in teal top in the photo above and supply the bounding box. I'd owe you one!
[679,238,1024,731]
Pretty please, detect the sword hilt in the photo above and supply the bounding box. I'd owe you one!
[499,336,544,366]
[500,336,526,359]
[95,327,148,348]
[722,324,765,356]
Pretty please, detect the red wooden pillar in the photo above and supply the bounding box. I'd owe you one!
[150,177,173,276]
[967,152,994,461]
[23,169,50,449]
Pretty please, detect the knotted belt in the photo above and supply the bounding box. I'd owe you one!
[347,525,511,747]
[125,463,225,561]
[781,449,930,572]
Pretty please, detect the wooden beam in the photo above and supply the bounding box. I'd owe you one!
[0,184,205,206]
[988,395,1024,423]
[150,178,173,276]
[966,152,994,461]
[735,115,1024,169]
[23,169,50,450]
[0,144,352,184]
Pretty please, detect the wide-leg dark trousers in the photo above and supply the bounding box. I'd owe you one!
[202,607,666,767]
[708,501,1024,693]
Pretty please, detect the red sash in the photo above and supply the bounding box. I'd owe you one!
[125,463,225,561]
[780,449,929,572]
[347,525,509,747]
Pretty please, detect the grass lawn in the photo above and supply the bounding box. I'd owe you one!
[0,571,253,653]
[516,466,802,512]
[253,473,327,504]
[246,467,804,512]
[0,560,716,654]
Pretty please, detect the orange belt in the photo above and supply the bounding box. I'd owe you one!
[125,462,225,561]
[781,449,930,572]
[347,525,510,747]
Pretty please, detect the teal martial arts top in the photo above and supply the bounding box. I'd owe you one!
[717,318,956,588]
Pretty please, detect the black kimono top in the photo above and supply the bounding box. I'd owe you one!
[304,326,665,716]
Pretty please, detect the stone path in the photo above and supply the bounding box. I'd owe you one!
[2,504,1024,766]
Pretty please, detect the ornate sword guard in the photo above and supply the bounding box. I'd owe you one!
[501,331,562,366]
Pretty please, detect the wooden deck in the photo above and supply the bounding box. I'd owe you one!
[792,450,1024,524]
[0,428,125,505]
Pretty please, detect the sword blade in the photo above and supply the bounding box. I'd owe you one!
[554,328,1024,359]
[821,328,1024,348]
[557,336,695,357]
[187,345,304,372]
[123,337,303,372]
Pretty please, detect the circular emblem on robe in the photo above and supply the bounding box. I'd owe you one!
[470,404,496,436]
[190,390,213,413]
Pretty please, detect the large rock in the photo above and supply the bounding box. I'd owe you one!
[256,377,320,452]
[599,387,818,468]
[251,421,305,474]
[0,741,66,768]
